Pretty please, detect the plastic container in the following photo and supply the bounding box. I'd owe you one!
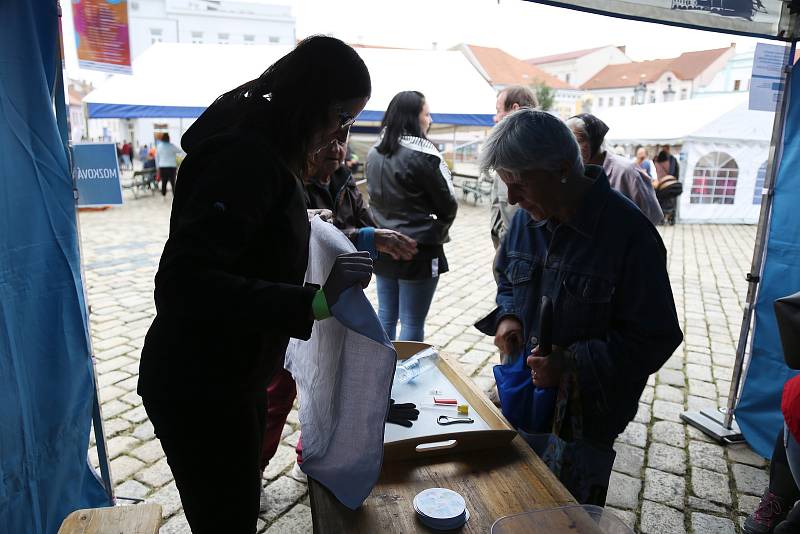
[393,347,439,385]
[491,505,633,534]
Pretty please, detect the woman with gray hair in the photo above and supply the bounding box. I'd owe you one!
[476,109,682,505]
[566,113,664,225]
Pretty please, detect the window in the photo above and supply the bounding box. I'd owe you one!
[131,1,139,10]
[565,73,571,84]
[608,97,614,107]
[753,161,768,204]
[268,36,280,43]
[690,151,739,205]
[649,90,656,104]
[191,31,204,44]
[150,28,163,44]
[217,33,229,44]
[244,34,255,44]
[597,97,604,107]
[681,88,688,100]
[620,96,626,106]
[734,80,742,91]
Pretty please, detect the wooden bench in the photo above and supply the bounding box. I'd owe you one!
[58,504,162,534]
[121,169,158,199]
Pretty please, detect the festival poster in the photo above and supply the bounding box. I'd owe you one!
[72,0,132,74]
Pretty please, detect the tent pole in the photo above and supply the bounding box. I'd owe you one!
[55,2,114,501]
[724,40,796,428]
[681,41,796,442]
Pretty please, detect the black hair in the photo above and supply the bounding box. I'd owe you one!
[376,91,426,156]
[162,133,170,143]
[185,36,371,178]
[655,150,670,163]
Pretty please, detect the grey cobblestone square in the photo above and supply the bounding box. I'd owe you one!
[79,197,770,532]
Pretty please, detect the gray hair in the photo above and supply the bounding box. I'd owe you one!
[480,109,584,180]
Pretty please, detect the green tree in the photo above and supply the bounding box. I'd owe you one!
[533,83,555,112]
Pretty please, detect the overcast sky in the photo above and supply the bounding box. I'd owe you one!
[63,0,782,82]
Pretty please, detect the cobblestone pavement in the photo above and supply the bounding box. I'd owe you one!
[82,194,763,533]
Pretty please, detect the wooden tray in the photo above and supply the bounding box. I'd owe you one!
[385,341,516,461]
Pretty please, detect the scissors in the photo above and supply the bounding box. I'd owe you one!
[437,415,474,426]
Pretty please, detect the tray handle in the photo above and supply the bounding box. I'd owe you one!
[415,439,458,453]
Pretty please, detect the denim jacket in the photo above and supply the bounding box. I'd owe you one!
[477,166,683,444]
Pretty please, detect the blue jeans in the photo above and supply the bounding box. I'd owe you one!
[376,275,439,341]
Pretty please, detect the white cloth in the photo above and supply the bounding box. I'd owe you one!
[284,217,396,509]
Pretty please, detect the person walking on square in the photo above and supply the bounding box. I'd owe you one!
[155,133,180,196]
[366,90,458,341]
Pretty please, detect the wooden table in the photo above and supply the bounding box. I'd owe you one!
[309,434,576,533]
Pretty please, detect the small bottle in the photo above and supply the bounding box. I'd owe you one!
[394,347,439,385]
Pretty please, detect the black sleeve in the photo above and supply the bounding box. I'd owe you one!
[411,154,458,225]
[570,228,683,409]
[155,154,316,339]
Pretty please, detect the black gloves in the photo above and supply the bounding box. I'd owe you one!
[387,399,420,428]
[323,252,373,308]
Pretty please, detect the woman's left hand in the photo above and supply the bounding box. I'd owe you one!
[527,345,567,388]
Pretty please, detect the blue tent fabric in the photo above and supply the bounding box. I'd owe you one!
[86,102,495,127]
[736,62,800,459]
[0,2,112,532]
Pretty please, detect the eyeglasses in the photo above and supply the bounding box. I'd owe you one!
[336,108,357,130]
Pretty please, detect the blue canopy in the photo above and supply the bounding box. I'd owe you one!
[0,1,111,531]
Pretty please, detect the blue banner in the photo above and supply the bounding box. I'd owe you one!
[0,1,111,532]
[74,143,123,207]
[737,62,800,459]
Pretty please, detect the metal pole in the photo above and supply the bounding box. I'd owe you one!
[55,1,114,501]
[723,41,796,428]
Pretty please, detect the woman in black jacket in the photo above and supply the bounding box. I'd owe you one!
[366,91,458,341]
[137,37,373,534]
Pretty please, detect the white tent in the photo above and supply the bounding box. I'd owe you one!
[84,43,496,126]
[601,95,775,224]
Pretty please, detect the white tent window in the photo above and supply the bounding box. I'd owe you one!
[690,151,739,205]
[753,161,768,204]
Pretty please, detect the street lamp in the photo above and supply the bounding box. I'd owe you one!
[634,80,647,105]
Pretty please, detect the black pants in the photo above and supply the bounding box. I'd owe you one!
[143,390,267,534]
[160,166,177,196]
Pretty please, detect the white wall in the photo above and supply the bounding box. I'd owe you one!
[590,71,694,112]
[695,50,754,96]
[128,0,295,59]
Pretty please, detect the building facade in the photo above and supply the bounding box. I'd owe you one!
[127,0,295,59]
[581,46,736,113]
[455,44,583,118]
[527,45,632,88]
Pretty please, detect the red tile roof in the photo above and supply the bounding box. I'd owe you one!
[526,45,610,65]
[580,47,732,90]
[464,45,575,90]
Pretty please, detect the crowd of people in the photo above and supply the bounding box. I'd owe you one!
[117,134,182,196]
[134,36,688,533]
